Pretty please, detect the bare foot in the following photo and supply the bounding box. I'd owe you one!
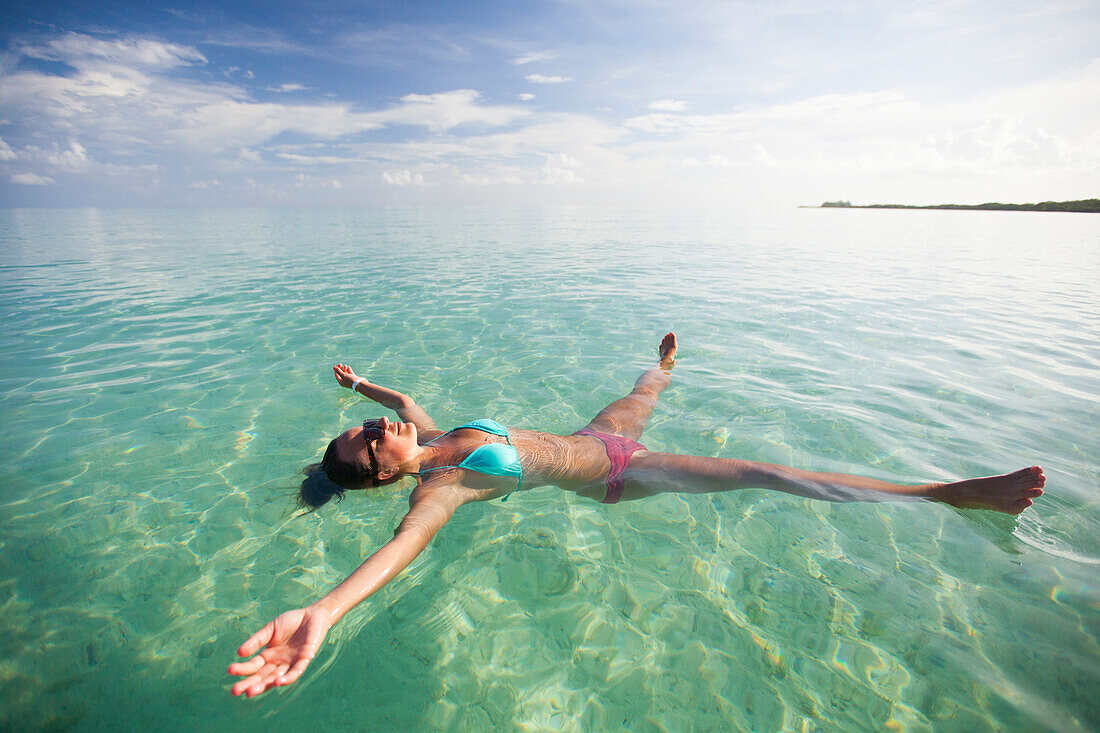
[659,332,677,369]
[936,466,1046,515]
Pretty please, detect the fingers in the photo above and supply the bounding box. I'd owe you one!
[249,665,288,697]
[237,620,275,658]
[231,663,288,698]
[227,656,265,676]
[230,657,312,697]
[231,669,265,697]
[277,656,312,686]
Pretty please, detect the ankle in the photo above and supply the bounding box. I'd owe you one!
[926,480,961,505]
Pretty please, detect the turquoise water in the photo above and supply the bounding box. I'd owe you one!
[0,206,1096,731]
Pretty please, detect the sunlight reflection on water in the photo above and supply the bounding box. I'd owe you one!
[0,206,1097,731]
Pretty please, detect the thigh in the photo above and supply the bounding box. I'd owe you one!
[619,452,766,500]
[576,388,659,441]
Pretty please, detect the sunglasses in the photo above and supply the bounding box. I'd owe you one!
[361,420,385,483]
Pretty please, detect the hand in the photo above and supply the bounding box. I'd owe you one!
[333,363,362,390]
[229,606,331,698]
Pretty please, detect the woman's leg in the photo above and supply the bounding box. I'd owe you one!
[624,452,1046,515]
[576,333,677,441]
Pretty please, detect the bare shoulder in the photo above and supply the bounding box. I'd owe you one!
[409,476,479,507]
[395,479,479,538]
[416,428,446,444]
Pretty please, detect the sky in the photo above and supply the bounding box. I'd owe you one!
[0,0,1097,208]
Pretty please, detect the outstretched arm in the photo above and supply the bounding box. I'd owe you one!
[332,363,438,433]
[229,487,466,697]
[313,488,462,624]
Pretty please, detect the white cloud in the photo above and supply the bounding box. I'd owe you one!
[26,140,92,171]
[625,91,915,135]
[294,173,342,188]
[539,153,583,184]
[354,113,624,169]
[461,171,524,185]
[512,51,556,65]
[180,90,526,150]
[382,169,425,186]
[10,173,56,185]
[1,27,1096,205]
[682,154,734,167]
[612,63,1100,204]
[277,152,365,165]
[324,113,627,190]
[525,74,571,84]
[647,99,688,111]
[377,89,528,131]
[2,34,530,161]
[174,100,384,150]
[20,33,206,69]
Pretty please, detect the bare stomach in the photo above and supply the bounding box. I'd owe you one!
[510,429,633,501]
[441,429,614,502]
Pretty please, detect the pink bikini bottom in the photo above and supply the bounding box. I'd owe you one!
[572,429,647,504]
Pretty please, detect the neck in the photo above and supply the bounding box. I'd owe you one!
[409,443,443,474]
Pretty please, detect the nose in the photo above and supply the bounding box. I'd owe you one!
[379,416,390,430]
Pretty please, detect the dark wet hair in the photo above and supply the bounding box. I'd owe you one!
[296,437,402,514]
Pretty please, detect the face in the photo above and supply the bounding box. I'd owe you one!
[335,415,419,482]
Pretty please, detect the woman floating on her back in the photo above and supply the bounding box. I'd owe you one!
[229,333,1044,697]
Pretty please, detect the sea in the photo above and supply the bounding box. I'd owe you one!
[0,205,1096,731]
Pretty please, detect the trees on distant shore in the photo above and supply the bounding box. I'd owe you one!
[819,199,1099,213]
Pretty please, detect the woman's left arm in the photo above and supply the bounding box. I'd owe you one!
[229,486,466,697]
[333,363,438,432]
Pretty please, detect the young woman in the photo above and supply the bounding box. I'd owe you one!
[229,333,1044,697]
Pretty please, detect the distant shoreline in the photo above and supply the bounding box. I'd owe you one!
[804,199,1099,213]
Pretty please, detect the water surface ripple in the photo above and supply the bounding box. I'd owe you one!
[0,206,1096,731]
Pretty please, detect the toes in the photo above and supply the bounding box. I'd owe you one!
[1014,466,1045,489]
[1025,488,1043,498]
[1012,498,1034,514]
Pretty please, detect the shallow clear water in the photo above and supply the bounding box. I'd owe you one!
[0,205,1097,731]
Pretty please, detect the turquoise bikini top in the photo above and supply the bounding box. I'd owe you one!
[419,419,522,491]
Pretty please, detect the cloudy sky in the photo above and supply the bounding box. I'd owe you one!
[1,0,1097,208]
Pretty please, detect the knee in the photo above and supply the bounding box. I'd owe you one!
[739,461,782,489]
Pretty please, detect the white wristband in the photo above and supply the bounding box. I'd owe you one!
[349,378,365,393]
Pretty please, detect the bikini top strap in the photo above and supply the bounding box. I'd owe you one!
[418,464,458,474]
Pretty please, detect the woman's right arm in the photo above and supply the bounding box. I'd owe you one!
[229,487,466,697]
[333,363,438,432]
[312,497,457,624]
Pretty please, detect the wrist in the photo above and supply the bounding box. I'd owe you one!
[349,377,366,393]
[311,598,344,626]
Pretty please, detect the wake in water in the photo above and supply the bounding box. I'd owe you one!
[229,332,1045,697]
